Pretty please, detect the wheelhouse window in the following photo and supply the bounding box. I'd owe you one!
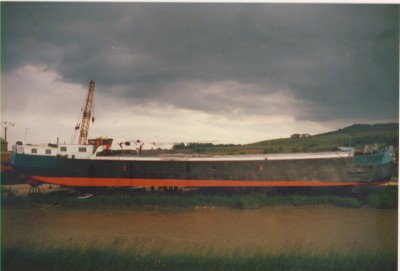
[45,149,51,155]
[60,147,67,152]
[79,147,87,152]
[31,148,37,154]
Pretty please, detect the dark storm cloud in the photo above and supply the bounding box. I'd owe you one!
[2,3,398,123]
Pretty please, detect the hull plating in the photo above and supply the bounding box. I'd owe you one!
[11,151,393,187]
[30,175,390,187]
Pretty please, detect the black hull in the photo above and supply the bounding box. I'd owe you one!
[11,154,393,187]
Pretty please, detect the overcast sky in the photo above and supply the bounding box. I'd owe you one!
[1,3,398,148]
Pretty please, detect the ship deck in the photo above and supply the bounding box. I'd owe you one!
[93,151,353,161]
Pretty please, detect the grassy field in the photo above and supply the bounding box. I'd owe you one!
[3,241,397,271]
[2,185,397,209]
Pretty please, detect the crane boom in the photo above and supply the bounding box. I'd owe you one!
[78,80,95,145]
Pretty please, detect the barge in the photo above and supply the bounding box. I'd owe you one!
[10,137,394,187]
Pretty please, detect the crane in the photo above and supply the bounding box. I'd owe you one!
[71,80,95,145]
[79,80,95,145]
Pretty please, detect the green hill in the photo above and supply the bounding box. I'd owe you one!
[320,123,398,136]
[185,123,398,156]
[247,123,398,153]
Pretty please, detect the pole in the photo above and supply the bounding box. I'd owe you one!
[0,122,14,189]
[1,121,14,151]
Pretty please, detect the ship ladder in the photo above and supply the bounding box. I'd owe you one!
[28,184,41,195]
[26,177,42,195]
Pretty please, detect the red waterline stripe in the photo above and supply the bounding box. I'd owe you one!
[30,176,388,187]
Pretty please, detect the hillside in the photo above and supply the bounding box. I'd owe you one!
[247,123,398,153]
[319,123,398,136]
[185,123,398,156]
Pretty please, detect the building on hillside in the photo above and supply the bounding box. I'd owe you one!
[291,133,311,138]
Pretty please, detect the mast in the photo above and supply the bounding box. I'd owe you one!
[78,80,95,145]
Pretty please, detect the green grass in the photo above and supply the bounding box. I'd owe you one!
[365,185,398,208]
[4,186,397,209]
[2,241,397,271]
